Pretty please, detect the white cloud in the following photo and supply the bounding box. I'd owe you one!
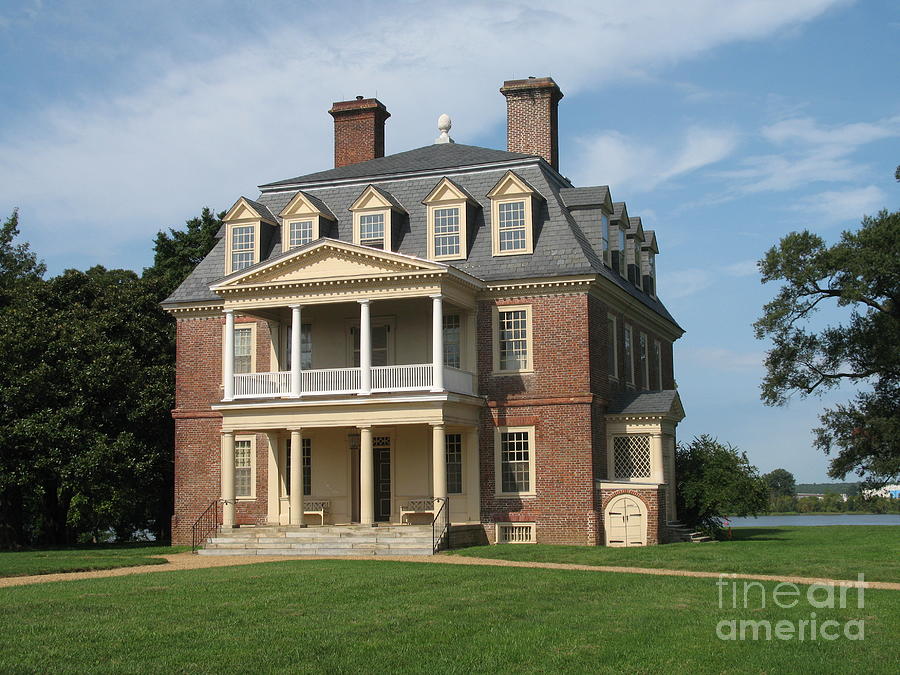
[0,0,846,268]
[664,268,713,299]
[680,347,765,372]
[791,185,887,227]
[721,259,760,277]
[572,126,739,193]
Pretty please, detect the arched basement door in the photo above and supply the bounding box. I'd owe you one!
[605,495,647,547]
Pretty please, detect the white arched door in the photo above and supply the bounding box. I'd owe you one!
[605,495,647,547]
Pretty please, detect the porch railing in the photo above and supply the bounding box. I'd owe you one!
[432,497,450,553]
[229,364,476,399]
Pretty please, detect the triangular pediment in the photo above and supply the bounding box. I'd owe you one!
[211,239,445,290]
[422,177,476,205]
[224,197,264,223]
[487,170,536,199]
[350,185,401,212]
[279,190,335,220]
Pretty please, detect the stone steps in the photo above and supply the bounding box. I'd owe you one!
[199,524,435,556]
[666,521,714,543]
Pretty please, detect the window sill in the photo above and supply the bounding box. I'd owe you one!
[494,492,537,499]
[492,368,535,376]
[235,496,256,502]
[492,249,532,257]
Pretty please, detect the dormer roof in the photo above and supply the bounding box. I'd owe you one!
[224,196,278,225]
[642,230,659,254]
[349,184,407,213]
[611,202,629,223]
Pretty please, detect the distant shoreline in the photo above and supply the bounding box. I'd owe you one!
[763,511,884,516]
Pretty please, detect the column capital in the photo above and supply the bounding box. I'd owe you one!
[223,308,235,315]
[356,424,372,431]
[429,422,446,429]
[289,303,303,310]
[221,429,236,437]
[357,298,371,305]
[287,427,304,434]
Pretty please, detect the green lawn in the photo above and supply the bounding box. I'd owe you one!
[0,560,897,674]
[0,544,188,578]
[451,526,900,583]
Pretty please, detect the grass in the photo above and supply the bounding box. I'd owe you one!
[451,526,900,583]
[0,560,896,673]
[0,543,188,578]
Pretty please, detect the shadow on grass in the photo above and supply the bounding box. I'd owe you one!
[726,528,790,542]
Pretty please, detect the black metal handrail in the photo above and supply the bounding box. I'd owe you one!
[191,499,223,553]
[431,497,450,553]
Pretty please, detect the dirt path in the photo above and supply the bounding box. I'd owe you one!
[2,552,898,590]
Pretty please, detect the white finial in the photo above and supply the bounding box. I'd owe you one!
[435,114,454,144]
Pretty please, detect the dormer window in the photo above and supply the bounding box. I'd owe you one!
[617,226,627,276]
[231,225,255,272]
[288,219,314,248]
[350,185,405,251]
[223,197,276,275]
[423,177,475,261]
[279,190,335,252]
[488,171,539,257]
[359,212,385,248]
[601,213,610,266]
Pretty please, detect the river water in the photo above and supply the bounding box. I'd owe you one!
[728,514,900,527]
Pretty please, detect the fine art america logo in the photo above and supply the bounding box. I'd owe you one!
[715,574,866,641]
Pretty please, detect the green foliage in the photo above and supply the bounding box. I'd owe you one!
[0,209,45,306]
[144,207,223,296]
[754,209,900,485]
[795,482,860,495]
[763,468,796,497]
[675,435,768,533]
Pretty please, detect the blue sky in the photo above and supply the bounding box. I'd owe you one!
[1,0,898,481]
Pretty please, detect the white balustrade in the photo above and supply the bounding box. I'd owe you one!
[230,364,475,399]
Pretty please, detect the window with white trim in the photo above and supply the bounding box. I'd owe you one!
[639,332,649,389]
[497,200,527,253]
[497,307,530,371]
[607,314,618,379]
[433,207,461,258]
[358,213,385,249]
[623,324,634,385]
[654,340,663,389]
[446,433,463,495]
[443,314,461,369]
[231,225,255,272]
[234,439,253,497]
[612,434,651,479]
[601,213,610,265]
[496,428,535,495]
[285,324,313,371]
[284,437,312,497]
[234,327,253,374]
[288,220,314,249]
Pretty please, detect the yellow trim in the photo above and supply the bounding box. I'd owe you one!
[427,202,468,261]
[225,434,257,501]
[223,197,277,225]
[492,304,534,374]
[224,221,262,275]
[488,171,535,257]
[283,218,320,252]
[494,425,537,498]
[222,321,258,382]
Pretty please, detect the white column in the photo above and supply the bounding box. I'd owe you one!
[431,294,444,392]
[358,300,372,395]
[223,309,235,401]
[265,432,280,524]
[359,426,374,525]
[222,431,236,528]
[290,304,302,398]
[432,423,448,503]
[651,433,665,484]
[290,429,304,526]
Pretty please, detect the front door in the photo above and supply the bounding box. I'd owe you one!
[605,495,646,547]
[374,436,391,522]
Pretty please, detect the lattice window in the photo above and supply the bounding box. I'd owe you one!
[446,433,463,494]
[374,436,391,449]
[496,523,535,544]
[234,440,252,497]
[613,435,651,479]
[433,207,461,257]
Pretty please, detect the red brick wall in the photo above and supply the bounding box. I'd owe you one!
[328,98,390,168]
[171,315,271,544]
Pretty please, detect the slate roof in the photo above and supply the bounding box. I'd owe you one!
[611,202,628,221]
[607,390,682,416]
[243,197,277,222]
[162,142,681,330]
[260,143,536,187]
[558,186,610,209]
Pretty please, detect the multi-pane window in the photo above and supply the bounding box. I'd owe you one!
[607,315,618,378]
[648,252,657,295]
[285,324,312,371]
[498,309,528,370]
[433,207,461,257]
[443,314,461,368]
[601,214,610,265]
[234,327,253,374]
[618,227,627,276]
[497,201,527,252]
[284,438,312,497]
[639,333,649,389]
[500,431,531,493]
[234,439,252,497]
[231,225,255,271]
[654,340,663,390]
[623,324,634,384]
[288,220,313,249]
[446,433,463,494]
[359,213,385,248]
[352,324,389,367]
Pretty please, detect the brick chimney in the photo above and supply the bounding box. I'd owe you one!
[328,96,391,168]
[500,77,564,171]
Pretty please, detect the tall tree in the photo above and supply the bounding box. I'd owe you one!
[763,468,797,498]
[0,209,45,305]
[676,435,769,533]
[754,208,900,486]
[145,207,223,296]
